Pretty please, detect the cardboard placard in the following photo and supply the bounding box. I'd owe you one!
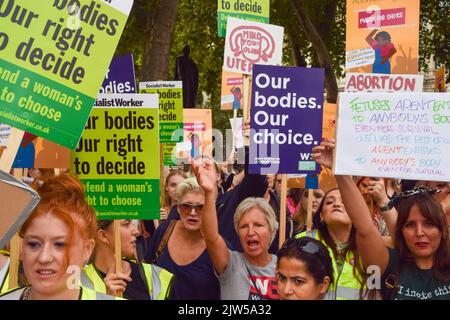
[217,0,270,38]
[249,65,324,174]
[345,0,420,75]
[0,0,133,149]
[334,92,450,181]
[224,17,284,75]
[71,93,160,219]
[100,53,137,94]
[0,170,40,249]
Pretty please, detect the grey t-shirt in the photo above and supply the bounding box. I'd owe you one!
[217,249,277,300]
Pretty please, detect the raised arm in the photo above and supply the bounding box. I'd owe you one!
[312,139,390,274]
[367,178,398,240]
[192,159,230,275]
[365,29,378,47]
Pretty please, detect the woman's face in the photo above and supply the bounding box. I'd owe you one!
[300,189,325,214]
[238,208,272,258]
[177,192,204,231]
[320,190,352,227]
[103,220,139,258]
[21,213,94,297]
[376,35,389,46]
[277,257,329,300]
[166,174,185,204]
[402,205,442,260]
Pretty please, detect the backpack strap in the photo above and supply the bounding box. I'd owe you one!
[152,220,177,264]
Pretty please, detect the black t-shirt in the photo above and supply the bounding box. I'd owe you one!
[381,248,450,300]
[96,261,150,300]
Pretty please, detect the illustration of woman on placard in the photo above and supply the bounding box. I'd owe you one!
[231,86,243,110]
[366,29,397,74]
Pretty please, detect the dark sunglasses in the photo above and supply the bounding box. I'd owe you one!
[178,202,204,214]
[281,237,321,255]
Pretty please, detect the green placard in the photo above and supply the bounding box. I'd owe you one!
[0,0,132,149]
[71,94,160,219]
[217,0,270,37]
[139,81,183,166]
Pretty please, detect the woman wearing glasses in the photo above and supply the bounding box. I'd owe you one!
[192,160,278,300]
[144,177,220,299]
[277,237,333,300]
[313,138,450,300]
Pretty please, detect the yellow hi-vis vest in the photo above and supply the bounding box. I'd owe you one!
[296,230,367,300]
[0,251,10,295]
[82,261,174,300]
[0,285,122,300]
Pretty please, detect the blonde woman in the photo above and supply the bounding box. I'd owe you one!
[192,159,278,300]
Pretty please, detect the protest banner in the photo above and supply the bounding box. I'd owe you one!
[71,93,160,219]
[221,69,244,111]
[249,65,325,175]
[287,167,337,193]
[217,0,270,38]
[175,109,212,162]
[345,0,420,75]
[0,169,40,249]
[0,168,40,288]
[345,73,423,92]
[0,0,133,150]
[334,92,450,181]
[435,66,446,93]
[224,17,284,75]
[139,81,184,166]
[323,103,337,139]
[1,128,71,168]
[230,117,244,149]
[100,53,137,94]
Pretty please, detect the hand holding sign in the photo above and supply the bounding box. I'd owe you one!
[311,138,335,170]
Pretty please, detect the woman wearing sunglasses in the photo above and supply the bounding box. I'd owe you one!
[192,159,278,300]
[277,237,333,300]
[144,177,220,300]
[313,138,450,300]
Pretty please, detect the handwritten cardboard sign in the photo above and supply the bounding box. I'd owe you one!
[334,92,450,181]
[224,17,284,75]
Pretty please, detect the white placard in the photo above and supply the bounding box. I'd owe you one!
[223,17,284,75]
[334,92,450,182]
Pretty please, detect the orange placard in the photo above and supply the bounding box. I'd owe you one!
[287,167,337,193]
[175,109,213,160]
[345,0,420,75]
[434,66,446,92]
[322,103,337,139]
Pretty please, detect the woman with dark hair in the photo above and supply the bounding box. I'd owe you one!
[82,219,174,300]
[277,237,333,300]
[296,188,370,300]
[313,138,450,300]
[366,29,397,74]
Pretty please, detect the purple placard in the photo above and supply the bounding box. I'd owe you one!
[249,65,324,174]
[100,54,137,94]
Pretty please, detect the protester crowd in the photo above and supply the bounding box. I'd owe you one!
[0,141,449,300]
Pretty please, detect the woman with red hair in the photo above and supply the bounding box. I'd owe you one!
[0,174,117,300]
